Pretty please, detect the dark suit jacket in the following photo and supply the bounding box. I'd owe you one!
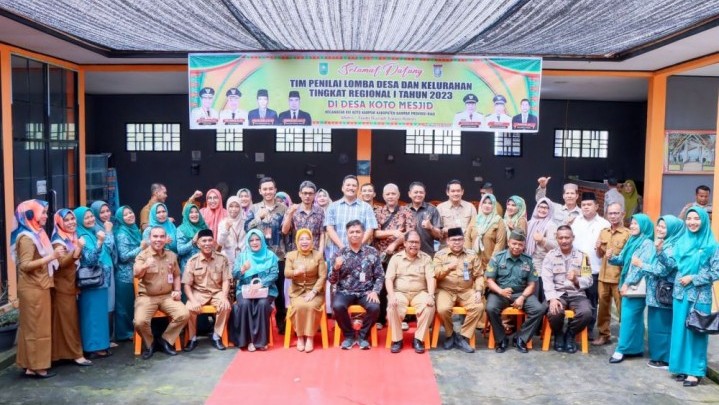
[248,108,278,125]
[278,110,312,125]
[511,113,538,130]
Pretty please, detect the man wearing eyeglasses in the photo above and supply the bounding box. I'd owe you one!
[281,180,325,252]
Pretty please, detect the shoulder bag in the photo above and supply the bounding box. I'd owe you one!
[655,278,674,306]
[76,265,104,289]
[622,277,647,298]
[241,277,269,299]
[685,288,719,334]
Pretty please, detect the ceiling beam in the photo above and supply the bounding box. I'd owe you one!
[655,51,719,76]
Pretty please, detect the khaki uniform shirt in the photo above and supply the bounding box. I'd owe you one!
[182,251,231,295]
[485,250,537,293]
[436,200,477,247]
[597,226,631,284]
[386,250,433,294]
[135,248,180,296]
[541,248,593,300]
[432,248,483,293]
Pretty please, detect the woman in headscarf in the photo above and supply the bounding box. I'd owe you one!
[504,195,527,234]
[90,201,117,339]
[525,198,558,302]
[314,188,332,214]
[285,229,327,353]
[642,215,684,369]
[607,213,654,364]
[73,206,113,359]
[12,200,62,378]
[466,194,507,269]
[50,208,92,367]
[142,203,177,252]
[669,207,718,387]
[230,229,279,351]
[113,205,146,341]
[236,188,254,218]
[217,196,248,266]
[621,179,643,223]
[276,191,292,208]
[200,188,227,237]
[176,203,209,272]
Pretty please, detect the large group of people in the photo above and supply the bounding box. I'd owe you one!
[10,174,718,387]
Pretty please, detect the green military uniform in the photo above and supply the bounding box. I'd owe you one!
[432,247,484,341]
[485,249,547,346]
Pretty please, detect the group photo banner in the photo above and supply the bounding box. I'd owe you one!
[188,53,542,132]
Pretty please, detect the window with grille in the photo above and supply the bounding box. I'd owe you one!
[494,132,522,157]
[24,123,45,150]
[554,129,608,158]
[126,123,181,151]
[276,127,332,152]
[216,128,244,151]
[406,129,461,155]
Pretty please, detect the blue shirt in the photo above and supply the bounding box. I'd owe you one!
[324,198,378,259]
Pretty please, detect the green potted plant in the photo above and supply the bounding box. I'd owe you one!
[0,290,18,351]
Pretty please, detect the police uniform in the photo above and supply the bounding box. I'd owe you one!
[595,225,631,341]
[386,250,435,344]
[485,249,546,347]
[432,247,484,341]
[182,251,232,340]
[452,93,483,128]
[133,248,189,348]
[541,247,593,340]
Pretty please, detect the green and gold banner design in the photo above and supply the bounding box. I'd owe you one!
[188,53,541,132]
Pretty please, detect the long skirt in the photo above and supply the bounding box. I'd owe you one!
[616,296,645,355]
[229,296,273,348]
[289,294,324,336]
[647,306,672,363]
[669,297,709,377]
[78,287,110,352]
[51,290,83,361]
[16,286,51,370]
[113,280,135,341]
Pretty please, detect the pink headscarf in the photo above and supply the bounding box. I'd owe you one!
[200,188,228,236]
[11,199,56,276]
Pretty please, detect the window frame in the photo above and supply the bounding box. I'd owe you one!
[125,123,181,152]
[405,129,462,155]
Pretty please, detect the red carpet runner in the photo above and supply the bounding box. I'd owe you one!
[207,328,442,405]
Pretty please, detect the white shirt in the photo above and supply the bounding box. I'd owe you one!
[603,188,625,214]
[191,107,219,122]
[452,111,484,128]
[571,214,610,275]
[219,109,249,126]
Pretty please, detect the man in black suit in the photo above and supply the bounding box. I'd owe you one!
[248,89,278,126]
[511,98,538,130]
[279,90,312,126]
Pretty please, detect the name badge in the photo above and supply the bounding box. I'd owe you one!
[359,272,366,283]
[167,274,174,283]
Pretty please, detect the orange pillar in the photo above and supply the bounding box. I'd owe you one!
[642,74,667,222]
[1,46,17,301]
[78,69,87,206]
[357,129,372,185]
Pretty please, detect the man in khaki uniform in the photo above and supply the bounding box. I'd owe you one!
[133,226,189,359]
[386,230,436,354]
[182,229,232,352]
[592,202,631,346]
[436,180,477,249]
[433,227,484,353]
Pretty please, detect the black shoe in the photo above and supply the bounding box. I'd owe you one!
[141,343,155,360]
[159,338,177,356]
[516,337,528,353]
[564,331,577,354]
[184,339,198,352]
[443,333,456,350]
[609,353,624,364]
[390,341,402,354]
[211,338,226,351]
[495,337,509,353]
[674,373,688,381]
[683,377,701,387]
[553,334,565,352]
[455,335,475,354]
[413,338,425,354]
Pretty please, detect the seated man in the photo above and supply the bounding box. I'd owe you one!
[433,227,483,353]
[486,230,547,353]
[329,220,384,350]
[541,225,593,353]
[133,226,190,359]
[182,229,232,352]
[386,230,436,354]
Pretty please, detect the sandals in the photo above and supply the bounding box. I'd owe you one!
[24,369,57,379]
[86,350,112,359]
[74,358,93,367]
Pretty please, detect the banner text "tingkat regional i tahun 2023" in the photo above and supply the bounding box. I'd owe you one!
[188,53,541,132]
